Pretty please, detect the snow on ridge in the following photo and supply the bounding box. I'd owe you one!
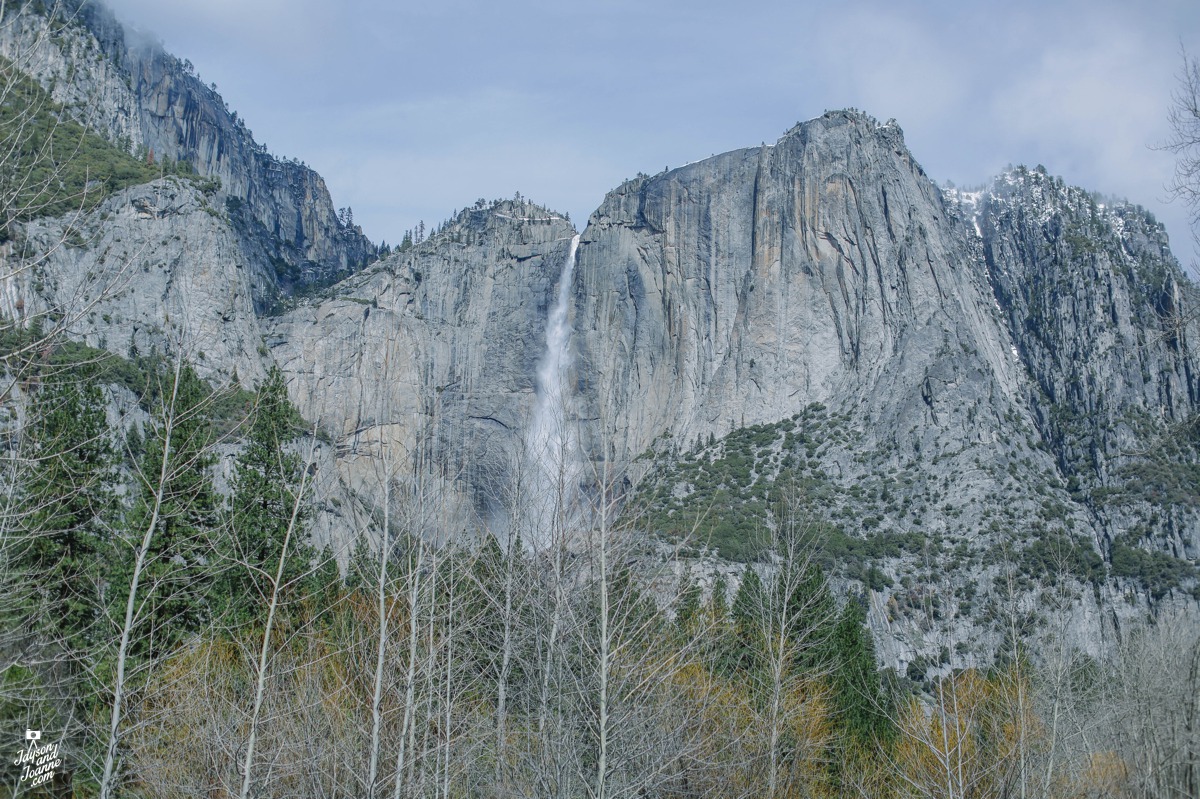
[940,186,985,239]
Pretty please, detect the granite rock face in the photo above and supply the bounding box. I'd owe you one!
[268,201,578,524]
[1,178,268,385]
[2,3,1197,663]
[0,0,375,305]
[979,170,1200,559]
[574,112,1022,467]
[564,112,1200,662]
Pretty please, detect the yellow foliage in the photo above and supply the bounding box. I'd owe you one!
[779,678,836,798]
[125,638,248,798]
[890,666,1041,799]
[667,662,760,795]
[666,663,840,798]
[1072,751,1129,798]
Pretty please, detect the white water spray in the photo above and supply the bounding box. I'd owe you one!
[526,234,582,538]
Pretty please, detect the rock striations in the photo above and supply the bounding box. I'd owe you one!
[2,2,1197,664]
[575,113,1018,468]
[0,0,375,308]
[268,201,578,524]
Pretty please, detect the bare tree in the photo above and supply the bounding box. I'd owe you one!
[354,337,407,799]
[98,348,217,799]
[1166,48,1200,244]
[0,0,141,684]
[1097,611,1200,799]
[234,430,321,799]
[725,490,839,799]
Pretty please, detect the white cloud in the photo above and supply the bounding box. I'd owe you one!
[806,6,972,126]
[105,0,333,50]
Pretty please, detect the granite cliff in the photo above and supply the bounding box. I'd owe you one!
[2,2,1198,668]
[565,112,1200,661]
[0,0,375,309]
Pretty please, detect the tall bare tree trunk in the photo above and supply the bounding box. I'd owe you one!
[365,466,391,799]
[237,434,317,799]
[440,552,456,799]
[98,354,186,799]
[594,455,610,799]
[493,487,520,790]
[391,535,423,799]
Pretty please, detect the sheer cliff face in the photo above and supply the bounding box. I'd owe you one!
[561,112,1199,656]
[981,172,1200,455]
[0,1,374,301]
[121,49,374,291]
[3,2,1196,639]
[575,112,1026,471]
[575,110,1199,471]
[269,203,578,516]
[4,180,268,386]
[979,171,1200,561]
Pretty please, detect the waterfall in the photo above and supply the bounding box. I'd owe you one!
[526,234,581,539]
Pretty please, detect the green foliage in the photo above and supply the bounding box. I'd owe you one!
[307,545,343,610]
[829,598,894,744]
[0,325,258,441]
[113,363,221,660]
[710,573,729,621]
[0,56,204,239]
[1110,535,1199,599]
[216,366,314,626]
[457,536,524,685]
[673,572,702,633]
[635,406,845,561]
[817,525,926,567]
[19,375,117,648]
[781,560,837,673]
[722,557,840,685]
[343,531,374,592]
[631,405,935,575]
[1115,456,1200,508]
[1018,527,1105,585]
[723,568,765,678]
[206,383,258,437]
[0,323,156,396]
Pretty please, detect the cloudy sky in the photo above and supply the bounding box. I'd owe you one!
[104,0,1200,269]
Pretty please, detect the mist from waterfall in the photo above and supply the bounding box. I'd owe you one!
[525,234,582,542]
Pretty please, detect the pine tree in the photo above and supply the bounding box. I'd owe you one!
[22,375,117,647]
[218,366,312,627]
[781,560,836,673]
[673,571,702,634]
[710,573,729,621]
[344,531,373,592]
[306,544,343,616]
[98,358,223,799]
[829,597,893,744]
[467,535,507,679]
[115,363,219,660]
[724,568,765,678]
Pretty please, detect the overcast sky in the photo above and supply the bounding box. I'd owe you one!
[103,0,1200,270]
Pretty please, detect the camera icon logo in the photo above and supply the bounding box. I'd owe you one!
[25,730,41,741]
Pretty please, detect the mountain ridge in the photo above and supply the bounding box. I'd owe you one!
[0,0,377,308]
[1,3,1197,668]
